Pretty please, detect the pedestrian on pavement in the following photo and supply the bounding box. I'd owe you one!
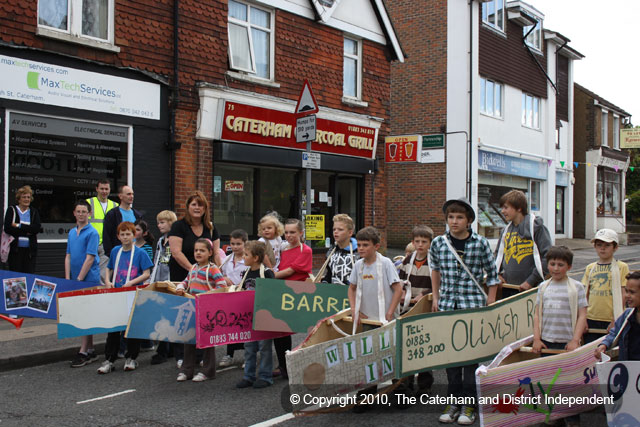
[582,229,629,343]
[65,200,101,368]
[430,198,499,425]
[102,185,142,258]
[98,222,152,374]
[86,179,119,284]
[175,238,226,382]
[3,185,42,274]
[494,190,552,299]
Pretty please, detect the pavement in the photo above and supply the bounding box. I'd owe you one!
[1,239,638,373]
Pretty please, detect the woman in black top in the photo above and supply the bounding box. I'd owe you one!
[168,191,221,281]
[3,185,42,273]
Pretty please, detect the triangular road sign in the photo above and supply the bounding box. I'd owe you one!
[295,79,319,115]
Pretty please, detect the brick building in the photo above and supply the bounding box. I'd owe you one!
[385,0,583,246]
[0,0,403,275]
[573,83,631,240]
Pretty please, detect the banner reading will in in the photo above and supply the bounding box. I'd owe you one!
[396,288,537,376]
[253,279,350,334]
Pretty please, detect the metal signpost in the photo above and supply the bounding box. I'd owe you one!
[294,80,319,220]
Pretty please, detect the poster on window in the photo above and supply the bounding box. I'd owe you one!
[8,113,128,240]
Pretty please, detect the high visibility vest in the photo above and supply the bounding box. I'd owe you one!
[87,197,119,244]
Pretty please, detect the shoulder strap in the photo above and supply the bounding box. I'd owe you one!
[611,260,623,319]
[529,213,544,280]
[314,246,336,284]
[494,221,512,271]
[443,236,488,300]
[111,245,136,286]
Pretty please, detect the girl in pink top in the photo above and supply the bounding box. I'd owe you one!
[273,219,312,379]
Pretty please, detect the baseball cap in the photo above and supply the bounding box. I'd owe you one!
[591,228,618,244]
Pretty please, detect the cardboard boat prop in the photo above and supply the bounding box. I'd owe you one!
[285,295,432,410]
[57,286,137,339]
[596,360,640,427]
[476,335,611,427]
[125,282,197,344]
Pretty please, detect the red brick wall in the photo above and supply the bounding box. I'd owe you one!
[385,0,448,246]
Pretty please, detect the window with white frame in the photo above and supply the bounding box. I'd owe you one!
[228,0,273,80]
[480,77,502,118]
[521,93,540,129]
[38,0,114,43]
[524,19,542,51]
[613,115,620,149]
[343,37,361,99]
[601,110,608,147]
[597,168,621,216]
[482,0,505,32]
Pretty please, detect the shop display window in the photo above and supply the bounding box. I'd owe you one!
[597,168,622,216]
[213,164,254,236]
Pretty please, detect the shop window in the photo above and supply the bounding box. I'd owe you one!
[529,180,541,211]
[8,113,129,241]
[343,37,362,100]
[482,0,505,32]
[524,19,542,51]
[480,77,503,118]
[597,168,622,216]
[521,93,540,129]
[38,0,115,45]
[228,0,273,80]
[212,165,254,236]
[257,168,298,221]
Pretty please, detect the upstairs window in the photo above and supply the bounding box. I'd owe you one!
[522,93,540,129]
[482,0,505,32]
[343,37,362,99]
[524,19,542,51]
[613,115,620,149]
[601,110,608,147]
[480,78,503,118]
[38,0,114,43]
[228,0,273,80]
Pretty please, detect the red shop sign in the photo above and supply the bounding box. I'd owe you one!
[385,135,419,163]
[220,101,377,159]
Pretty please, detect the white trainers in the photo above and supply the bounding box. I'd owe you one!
[457,406,476,425]
[124,358,138,371]
[176,359,183,369]
[219,355,233,367]
[439,405,460,423]
[176,373,188,382]
[97,360,115,374]
[192,372,208,382]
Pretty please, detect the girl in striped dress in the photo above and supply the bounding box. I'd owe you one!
[176,238,226,382]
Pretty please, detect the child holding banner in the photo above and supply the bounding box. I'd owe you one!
[175,238,226,382]
[582,229,629,344]
[533,245,587,427]
[430,198,499,425]
[273,219,312,379]
[257,213,285,271]
[98,222,153,374]
[236,240,276,388]
[219,229,249,368]
[322,214,358,285]
[595,271,640,361]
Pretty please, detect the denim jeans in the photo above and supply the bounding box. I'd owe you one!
[244,339,273,383]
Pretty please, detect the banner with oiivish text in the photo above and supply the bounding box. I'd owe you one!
[253,279,350,334]
[396,288,537,376]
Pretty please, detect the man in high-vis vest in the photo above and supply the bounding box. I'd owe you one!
[87,179,119,284]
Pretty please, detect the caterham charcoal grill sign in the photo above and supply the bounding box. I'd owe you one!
[8,113,128,239]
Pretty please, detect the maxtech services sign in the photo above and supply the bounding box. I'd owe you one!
[220,101,378,159]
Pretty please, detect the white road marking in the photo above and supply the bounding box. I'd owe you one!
[76,389,136,404]
[216,366,238,373]
[250,413,295,427]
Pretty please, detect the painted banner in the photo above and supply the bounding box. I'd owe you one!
[253,278,350,334]
[396,289,537,376]
[1,269,98,319]
[195,290,290,349]
[125,288,196,344]
[57,287,136,339]
[477,337,611,426]
[596,361,640,427]
[286,297,432,408]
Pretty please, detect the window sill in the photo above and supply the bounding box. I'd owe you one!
[342,97,368,108]
[480,112,504,121]
[226,71,280,88]
[481,22,507,38]
[37,27,120,53]
[521,124,542,132]
[597,214,623,218]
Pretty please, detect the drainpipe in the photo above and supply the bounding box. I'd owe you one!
[168,0,181,209]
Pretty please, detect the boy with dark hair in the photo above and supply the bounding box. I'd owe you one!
[67,199,101,368]
[322,214,358,285]
[582,228,629,343]
[533,245,587,427]
[596,271,640,361]
[495,190,552,298]
[348,226,403,412]
[430,198,499,425]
